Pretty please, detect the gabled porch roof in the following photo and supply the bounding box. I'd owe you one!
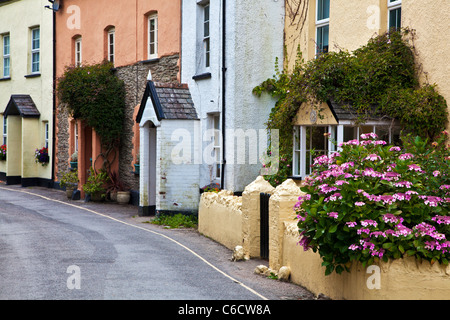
[4,95,40,118]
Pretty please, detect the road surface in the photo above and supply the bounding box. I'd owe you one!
[0,184,314,301]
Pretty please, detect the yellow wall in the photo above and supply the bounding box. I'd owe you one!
[0,0,54,179]
[285,0,450,130]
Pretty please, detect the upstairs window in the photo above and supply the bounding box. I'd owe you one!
[148,14,158,59]
[388,0,402,31]
[107,28,115,63]
[31,27,40,73]
[316,0,330,55]
[2,34,10,78]
[74,36,82,67]
[203,3,210,68]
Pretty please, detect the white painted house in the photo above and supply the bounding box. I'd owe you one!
[137,1,285,215]
[181,0,285,193]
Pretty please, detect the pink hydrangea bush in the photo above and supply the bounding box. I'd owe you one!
[295,132,450,275]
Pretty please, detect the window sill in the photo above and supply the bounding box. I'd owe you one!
[25,73,41,78]
[0,77,11,81]
[192,72,211,81]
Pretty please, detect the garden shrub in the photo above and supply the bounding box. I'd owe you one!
[295,132,450,275]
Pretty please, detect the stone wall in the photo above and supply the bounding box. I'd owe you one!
[55,105,70,182]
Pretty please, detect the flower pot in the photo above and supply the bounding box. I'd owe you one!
[134,164,140,174]
[65,183,78,199]
[116,191,130,204]
[70,161,78,170]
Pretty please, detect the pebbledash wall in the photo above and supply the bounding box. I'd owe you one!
[199,177,450,300]
[181,0,285,194]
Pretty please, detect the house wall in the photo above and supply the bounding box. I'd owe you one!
[181,0,285,193]
[54,0,182,195]
[285,0,450,131]
[156,120,200,213]
[0,0,54,182]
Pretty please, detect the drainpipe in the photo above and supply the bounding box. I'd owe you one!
[220,0,226,190]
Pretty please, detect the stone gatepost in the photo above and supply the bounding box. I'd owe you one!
[241,176,275,258]
[269,179,303,271]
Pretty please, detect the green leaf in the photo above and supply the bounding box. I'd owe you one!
[329,224,338,233]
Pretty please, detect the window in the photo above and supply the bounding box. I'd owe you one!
[293,124,401,177]
[148,14,158,59]
[44,122,49,148]
[203,3,210,68]
[74,120,78,152]
[2,117,7,145]
[74,37,82,67]
[2,34,10,78]
[31,27,40,73]
[107,28,115,63]
[208,114,221,180]
[316,0,330,55]
[388,0,401,31]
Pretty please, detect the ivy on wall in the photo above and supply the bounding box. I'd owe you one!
[57,61,126,172]
[253,29,449,186]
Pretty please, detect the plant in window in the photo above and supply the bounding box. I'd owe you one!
[35,146,49,166]
[0,144,6,161]
[295,132,450,275]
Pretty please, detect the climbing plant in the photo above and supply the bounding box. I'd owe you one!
[57,61,126,172]
[253,29,448,186]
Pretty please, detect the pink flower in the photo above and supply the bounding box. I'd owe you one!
[355,201,365,206]
[390,146,401,152]
[327,212,339,219]
[365,154,381,161]
[399,153,414,160]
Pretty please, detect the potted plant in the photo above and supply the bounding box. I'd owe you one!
[60,170,79,199]
[70,151,78,169]
[35,146,50,166]
[0,144,6,161]
[82,167,108,201]
[106,171,130,204]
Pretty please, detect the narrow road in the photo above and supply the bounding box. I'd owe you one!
[0,185,314,300]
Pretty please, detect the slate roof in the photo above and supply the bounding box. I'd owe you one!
[326,100,393,122]
[136,81,198,123]
[4,95,40,118]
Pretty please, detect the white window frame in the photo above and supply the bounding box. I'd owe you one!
[388,0,402,31]
[43,122,49,148]
[31,27,40,74]
[203,3,210,69]
[292,122,401,178]
[74,120,79,152]
[75,37,82,67]
[2,117,7,145]
[3,34,10,78]
[315,0,330,55]
[208,113,221,181]
[108,28,115,63]
[148,14,158,59]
